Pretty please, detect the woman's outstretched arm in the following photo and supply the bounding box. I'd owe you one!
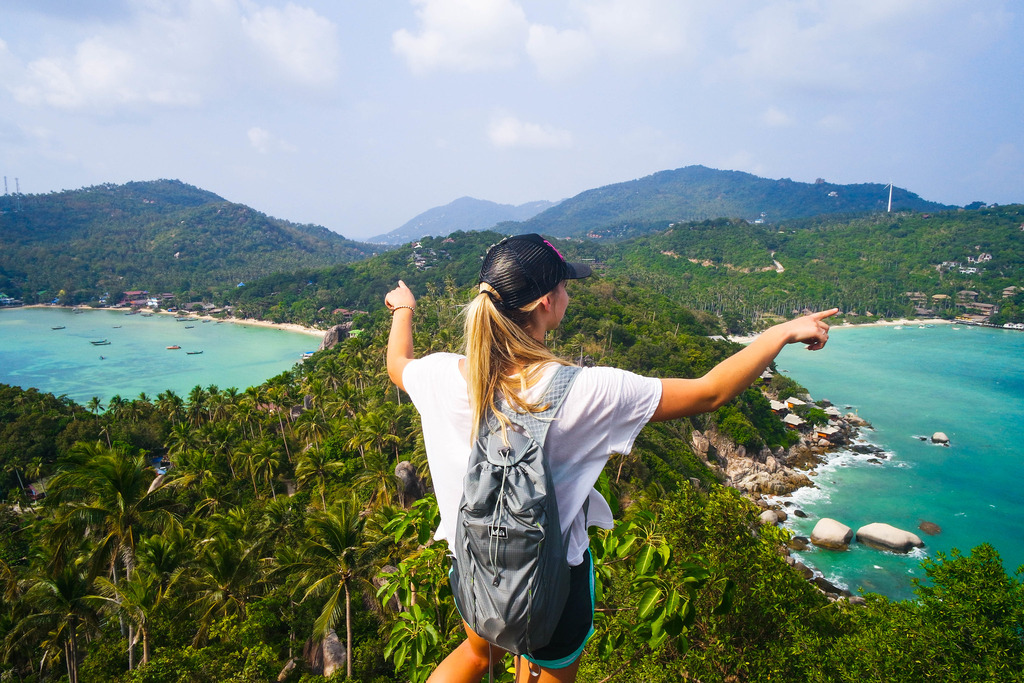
[650,309,838,422]
[385,280,417,391]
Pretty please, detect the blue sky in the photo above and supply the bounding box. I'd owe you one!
[1,1,1021,240]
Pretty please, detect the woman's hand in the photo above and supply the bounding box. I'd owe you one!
[779,308,838,350]
[385,280,416,312]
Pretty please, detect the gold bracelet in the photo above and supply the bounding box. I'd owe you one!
[390,305,415,315]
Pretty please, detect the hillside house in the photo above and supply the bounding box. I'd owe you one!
[815,424,841,441]
[782,414,805,429]
[785,397,806,410]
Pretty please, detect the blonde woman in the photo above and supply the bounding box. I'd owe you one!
[385,234,835,683]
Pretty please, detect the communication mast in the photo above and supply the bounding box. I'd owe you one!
[887,183,893,213]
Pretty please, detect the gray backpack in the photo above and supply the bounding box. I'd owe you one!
[451,365,582,656]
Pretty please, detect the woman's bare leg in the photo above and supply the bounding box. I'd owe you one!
[427,623,506,683]
[514,655,581,682]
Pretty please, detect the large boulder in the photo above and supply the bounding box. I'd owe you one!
[931,432,950,445]
[856,523,924,553]
[759,509,781,526]
[322,629,347,678]
[395,461,424,505]
[811,518,853,550]
[918,520,942,536]
[318,324,350,351]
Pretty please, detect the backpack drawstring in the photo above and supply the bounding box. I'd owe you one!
[488,448,513,584]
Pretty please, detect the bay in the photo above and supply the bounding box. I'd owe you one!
[771,323,1024,601]
[0,307,321,404]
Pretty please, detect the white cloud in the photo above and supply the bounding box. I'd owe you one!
[488,114,572,149]
[713,0,975,98]
[247,126,297,154]
[525,24,596,81]
[577,0,696,62]
[393,0,529,74]
[241,3,339,86]
[762,106,793,127]
[7,1,341,112]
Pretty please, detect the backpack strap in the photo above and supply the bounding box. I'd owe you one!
[487,365,582,447]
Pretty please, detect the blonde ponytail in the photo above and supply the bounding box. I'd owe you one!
[464,283,569,441]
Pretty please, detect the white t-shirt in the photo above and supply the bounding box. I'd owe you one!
[402,353,662,566]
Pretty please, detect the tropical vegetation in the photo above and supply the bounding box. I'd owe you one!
[2,281,1022,682]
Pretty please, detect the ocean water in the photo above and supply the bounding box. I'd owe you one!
[771,323,1024,601]
[0,307,320,404]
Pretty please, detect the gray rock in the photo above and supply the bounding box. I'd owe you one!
[394,461,424,505]
[318,324,350,351]
[787,536,809,552]
[855,523,925,553]
[791,561,814,579]
[322,629,347,678]
[931,431,950,445]
[811,518,853,550]
[759,510,780,525]
[277,659,296,682]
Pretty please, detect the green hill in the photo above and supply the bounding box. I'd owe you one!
[230,205,1024,330]
[501,165,953,238]
[0,180,382,304]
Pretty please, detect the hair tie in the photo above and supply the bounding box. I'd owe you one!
[480,286,511,311]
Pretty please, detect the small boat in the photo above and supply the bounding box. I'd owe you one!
[99,356,105,360]
[184,325,194,329]
[112,325,122,328]
[166,345,181,350]
[90,339,109,345]
[186,350,203,355]
[51,326,65,330]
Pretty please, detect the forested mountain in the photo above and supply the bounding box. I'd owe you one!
[500,165,953,238]
[0,180,381,304]
[368,196,558,245]
[232,205,1024,330]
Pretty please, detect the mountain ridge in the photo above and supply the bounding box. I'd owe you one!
[368,195,559,244]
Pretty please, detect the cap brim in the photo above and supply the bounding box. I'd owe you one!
[565,262,592,279]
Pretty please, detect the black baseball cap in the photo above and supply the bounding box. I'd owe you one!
[479,234,592,310]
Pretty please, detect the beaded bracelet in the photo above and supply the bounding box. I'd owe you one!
[390,305,415,315]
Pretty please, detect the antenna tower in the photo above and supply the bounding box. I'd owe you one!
[887,183,893,213]
[14,177,22,212]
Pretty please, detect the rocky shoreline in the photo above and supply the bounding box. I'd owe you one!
[688,395,920,601]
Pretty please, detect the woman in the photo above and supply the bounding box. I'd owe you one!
[385,234,835,683]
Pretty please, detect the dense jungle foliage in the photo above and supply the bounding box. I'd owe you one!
[3,282,1022,683]
[0,181,380,305]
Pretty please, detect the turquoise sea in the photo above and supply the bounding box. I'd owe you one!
[0,307,320,404]
[772,323,1024,600]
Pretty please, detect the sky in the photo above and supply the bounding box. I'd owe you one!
[0,1,1021,240]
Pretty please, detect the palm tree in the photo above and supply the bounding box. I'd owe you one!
[9,560,100,683]
[289,497,383,679]
[155,390,184,426]
[355,452,401,509]
[94,570,163,666]
[250,441,282,501]
[296,445,346,509]
[87,396,104,415]
[44,442,179,670]
[188,532,265,639]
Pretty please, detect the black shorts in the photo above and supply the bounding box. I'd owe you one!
[523,549,595,669]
